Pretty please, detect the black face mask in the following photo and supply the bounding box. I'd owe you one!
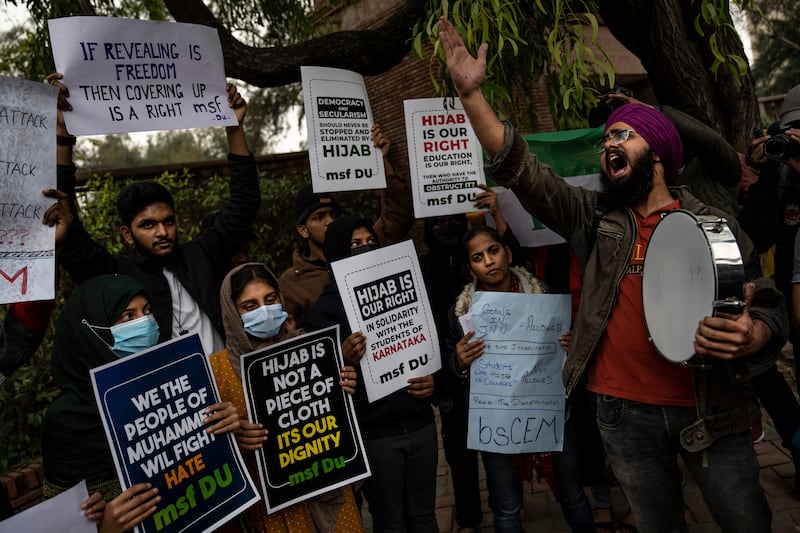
[350,243,379,256]
[432,221,465,248]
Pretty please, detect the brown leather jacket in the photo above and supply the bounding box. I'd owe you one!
[487,122,788,451]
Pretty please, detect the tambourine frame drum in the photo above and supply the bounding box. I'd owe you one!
[642,210,745,363]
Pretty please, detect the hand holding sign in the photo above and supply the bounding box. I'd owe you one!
[456,329,484,370]
[95,483,161,533]
[235,419,268,451]
[202,401,240,435]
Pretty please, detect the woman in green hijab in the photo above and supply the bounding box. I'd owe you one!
[41,274,239,531]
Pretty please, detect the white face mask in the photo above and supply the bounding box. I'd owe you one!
[240,304,288,339]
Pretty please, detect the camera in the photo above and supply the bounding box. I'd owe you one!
[588,85,634,128]
[764,128,800,161]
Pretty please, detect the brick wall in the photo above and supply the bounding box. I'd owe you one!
[0,461,44,517]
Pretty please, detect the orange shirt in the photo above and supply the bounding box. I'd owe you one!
[587,200,696,406]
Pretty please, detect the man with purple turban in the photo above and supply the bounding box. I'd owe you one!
[438,17,788,533]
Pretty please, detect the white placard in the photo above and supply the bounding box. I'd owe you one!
[467,292,569,454]
[330,240,440,402]
[492,174,602,247]
[0,75,57,304]
[0,480,93,533]
[48,17,237,135]
[301,66,386,193]
[404,98,486,218]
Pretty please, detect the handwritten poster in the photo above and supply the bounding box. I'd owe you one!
[241,326,370,513]
[0,75,57,304]
[91,335,259,533]
[404,98,486,218]
[467,292,570,454]
[330,240,440,402]
[0,480,93,533]
[48,17,237,135]
[301,66,385,193]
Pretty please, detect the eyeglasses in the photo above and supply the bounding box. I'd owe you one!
[594,129,634,154]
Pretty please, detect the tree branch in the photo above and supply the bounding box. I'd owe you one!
[163,0,427,87]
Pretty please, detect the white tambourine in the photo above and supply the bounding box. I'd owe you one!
[642,210,745,363]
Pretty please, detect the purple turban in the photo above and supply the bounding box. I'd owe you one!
[606,104,684,181]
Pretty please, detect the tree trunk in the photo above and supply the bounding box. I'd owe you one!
[600,0,758,151]
[163,0,426,88]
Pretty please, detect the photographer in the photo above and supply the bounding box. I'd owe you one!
[738,85,800,490]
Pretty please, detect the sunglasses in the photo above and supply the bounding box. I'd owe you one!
[594,129,635,154]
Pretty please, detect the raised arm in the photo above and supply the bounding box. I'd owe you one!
[438,17,505,158]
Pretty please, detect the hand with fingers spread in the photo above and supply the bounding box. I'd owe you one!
[97,483,160,533]
[339,365,358,395]
[236,419,268,450]
[342,331,367,364]
[438,17,487,99]
[203,401,240,435]
[406,374,435,398]
[455,330,484,370]
[694,282,772,359]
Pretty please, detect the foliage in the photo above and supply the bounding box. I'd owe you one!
[689,0,751,85]
[745,0,800,96]
[412,0,614,129]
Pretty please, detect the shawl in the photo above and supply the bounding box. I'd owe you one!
[220,262,299,377]
[218,262,343,531]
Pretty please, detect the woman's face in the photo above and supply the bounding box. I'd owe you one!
[467,232,512,290]
[350,226,377,249]
[114,294,152,325]
[235,278,280,316]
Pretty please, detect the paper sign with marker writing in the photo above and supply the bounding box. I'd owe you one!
[467,292,569,454]
[330,240,440,402]
[0,75,57,304]
[48,17,237,135]
[91,334,259,533]
[302,66,385,193]
[404,97,486,218]
[241,326,370,513]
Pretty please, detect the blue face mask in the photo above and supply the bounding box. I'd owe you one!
[241,304,288,339]
[84,314,160,357]
[110,314,160,356]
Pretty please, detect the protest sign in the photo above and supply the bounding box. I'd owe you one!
[301,66,385,193]
[241,326,370,513]
[91,334,259,533]
[489,126,604,247]
[403,97,486,218]
[330,240,440,402]
[467,292,570,454]
[0,480,93,533]
[48,17,237,135]
[0,75,57,304]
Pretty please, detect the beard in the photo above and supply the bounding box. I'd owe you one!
[600,149,656,208]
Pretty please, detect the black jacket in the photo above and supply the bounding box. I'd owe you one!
[58,153,260,343]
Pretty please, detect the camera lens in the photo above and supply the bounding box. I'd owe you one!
[764,134,792,161]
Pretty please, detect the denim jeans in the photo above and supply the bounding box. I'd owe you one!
[363,422,439,533]
[552,417,595,533]
[596,394,771,533]
[482,450,524,532]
